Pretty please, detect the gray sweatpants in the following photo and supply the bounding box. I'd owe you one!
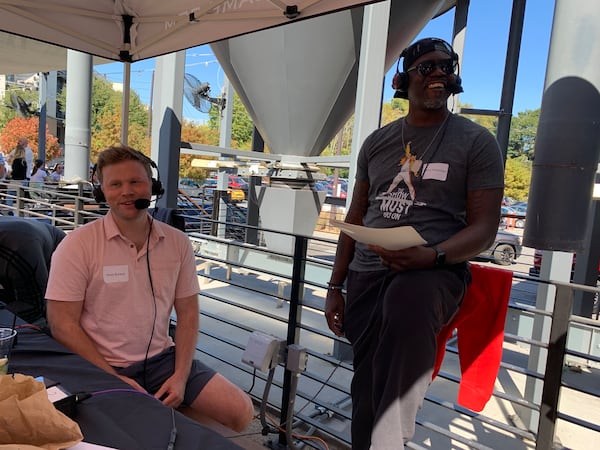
[344,267,469,449]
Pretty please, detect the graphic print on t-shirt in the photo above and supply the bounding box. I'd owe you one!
[376,142,424,220]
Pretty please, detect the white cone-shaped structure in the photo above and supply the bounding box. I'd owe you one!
[211,1,454,254]
[211,0,454,156]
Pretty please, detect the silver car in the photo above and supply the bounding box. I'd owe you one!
[476,229,522,265]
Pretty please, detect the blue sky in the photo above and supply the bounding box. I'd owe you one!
[94,0,554,123]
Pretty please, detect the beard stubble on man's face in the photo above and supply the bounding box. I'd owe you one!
[423,97,448,110]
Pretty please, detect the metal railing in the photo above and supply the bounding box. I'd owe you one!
[2,183,598,449]
[190,226,599,449]
[0,180,108,228]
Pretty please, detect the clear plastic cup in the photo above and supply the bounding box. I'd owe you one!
[0,328,17,375]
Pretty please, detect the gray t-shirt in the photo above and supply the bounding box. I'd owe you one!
[349,113,504,272]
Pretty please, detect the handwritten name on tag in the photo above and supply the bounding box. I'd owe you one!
[103,265,129,283]
[422,163,448,181]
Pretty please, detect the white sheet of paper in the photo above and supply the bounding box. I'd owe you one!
[68,443,118,449]
[332,220,427,250]
[46,385,69,402]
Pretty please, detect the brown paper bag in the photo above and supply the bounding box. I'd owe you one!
[0,374,83,450]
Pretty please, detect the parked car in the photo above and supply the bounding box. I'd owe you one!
[228,175,248,192]
[202,177,247,198]
[201,185,245,202]
[502,196,515,206]
[475,228,522,265]
[178,177,203,197]
[179,177,201,188]
[501,205,526,228]
[316,179,347,198]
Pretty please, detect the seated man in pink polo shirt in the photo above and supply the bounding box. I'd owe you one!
[46,145,253,432]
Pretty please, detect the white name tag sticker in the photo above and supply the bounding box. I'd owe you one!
[103,265,129,283]
[422,163,449,181]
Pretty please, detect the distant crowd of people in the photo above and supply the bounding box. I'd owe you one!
[0,137,64,189]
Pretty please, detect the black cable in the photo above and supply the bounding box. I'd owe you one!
[245,368,257,394]
[260,367,279,435]
[142,215,157,391]
[167,407,177,450]
[285,374,301,450]
[294,437,327,450]
[293,358,344,418]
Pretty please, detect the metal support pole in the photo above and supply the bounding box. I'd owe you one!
[64,50,92,182]
[211,190,221,237]
[245,175,261,245]
[217,172,228,238]
[496,0,527,161]
[278,235,307,448]
[572,197,600,317]
[121,62,131,145]
[450,0,469,113]
[75,183,85,225]
[523,0,600,430]
[347,0,390,207]
[150,51,185,209]
[217,194,228,239]
[38,72,47,164]
[251,127,264,153]
[219,77,233,148]
[16,186,24,217]
[245,128,264,245]
[536,284,573,450]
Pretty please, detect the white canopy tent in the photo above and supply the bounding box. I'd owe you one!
[0,31,110,74]
[0,0,385,63]
[0,0,388,184]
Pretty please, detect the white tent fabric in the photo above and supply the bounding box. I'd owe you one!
[0,31,111,74]
[0,0,385,63]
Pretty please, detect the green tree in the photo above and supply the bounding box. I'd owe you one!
[91,110,150,160]
[128,93,149,130]
[504,157,532,201]
[58,74,148,137]
[179,120,220,179]
[508,109,539,160]
[381,98,408,125]
[208,93,254,149]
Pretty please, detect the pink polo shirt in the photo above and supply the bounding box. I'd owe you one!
[46,211,200,367]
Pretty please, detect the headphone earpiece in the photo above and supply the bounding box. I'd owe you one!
[91,164,106,203]
[447,73,463,95]
[392,71,409,98]
[151,177,164,197]
[392,51,409,99]
[141,155,164,197]
[93,186,106,203]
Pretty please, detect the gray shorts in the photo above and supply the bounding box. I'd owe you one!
[114,346,216,406]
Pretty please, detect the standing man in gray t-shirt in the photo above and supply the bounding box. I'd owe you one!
[325,38,504,449]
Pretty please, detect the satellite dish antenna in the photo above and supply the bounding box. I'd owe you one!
[183,73,226,114]
[7,92,38,117]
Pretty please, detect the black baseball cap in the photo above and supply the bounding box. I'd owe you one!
[402,38,456,71]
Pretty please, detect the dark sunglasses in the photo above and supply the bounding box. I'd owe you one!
[407,59,457,77]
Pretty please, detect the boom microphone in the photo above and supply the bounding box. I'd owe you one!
[134,198,151,210]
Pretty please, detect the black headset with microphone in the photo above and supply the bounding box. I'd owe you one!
[91,150,164,206]
[392,37,463,99]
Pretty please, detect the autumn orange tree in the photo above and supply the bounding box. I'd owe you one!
[179,119,220,180]
[0,117,61,160]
